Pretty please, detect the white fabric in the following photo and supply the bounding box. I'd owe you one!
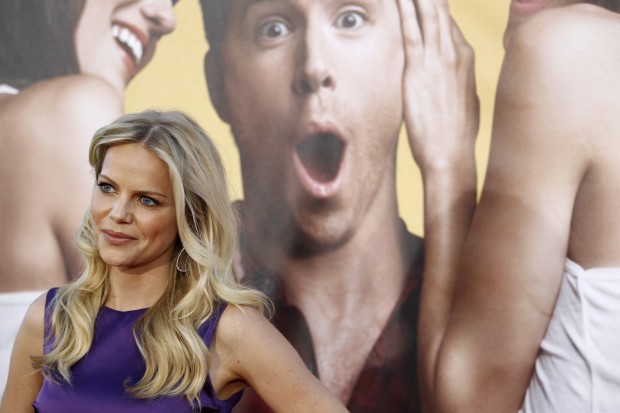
[0,291,44,398]
[0,84,19,95]
[519,259,620,413]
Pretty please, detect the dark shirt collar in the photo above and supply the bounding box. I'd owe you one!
[240,226,424,412]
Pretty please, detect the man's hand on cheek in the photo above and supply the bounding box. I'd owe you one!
[397,0,479,175]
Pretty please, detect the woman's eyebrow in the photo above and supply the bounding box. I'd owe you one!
[97,174,169,199]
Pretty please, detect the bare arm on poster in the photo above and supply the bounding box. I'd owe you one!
[39,75,123,278]
[396,0,478,410]
[1,74,122,286]
[424,5,620,412]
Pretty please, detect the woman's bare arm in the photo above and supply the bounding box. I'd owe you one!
[0,294,46,413]
[430,5,618,412]
[210,305,348,413]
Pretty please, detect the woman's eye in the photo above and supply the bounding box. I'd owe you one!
[337,11,365,29]
[259,21,291,39]
[140,196,158,207]
[98,183,114,193]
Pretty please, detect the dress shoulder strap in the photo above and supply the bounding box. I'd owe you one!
[43,288,60,355]
[201,304,228,349]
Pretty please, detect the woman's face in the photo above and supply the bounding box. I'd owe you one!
[91,142,178,272]
[75,0,177,96]
[505,0,582,45]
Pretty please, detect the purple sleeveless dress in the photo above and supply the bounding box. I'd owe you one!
[32,288,242,412]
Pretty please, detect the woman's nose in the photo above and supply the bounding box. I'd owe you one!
[109,199,133,223]
[141,0,177,36]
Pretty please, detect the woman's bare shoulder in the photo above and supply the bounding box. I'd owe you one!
[20,292,48,341]
[499,4,620,150]
[0,74,122,155]
[17,74,122,123]
[509,4,620,66]
[216,305,267,346]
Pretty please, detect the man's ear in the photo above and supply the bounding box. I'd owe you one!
[204,50,230,123]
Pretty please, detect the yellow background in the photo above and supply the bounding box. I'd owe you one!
[126,0,510,236]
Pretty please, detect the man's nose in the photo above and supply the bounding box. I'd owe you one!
[292,26,335,95]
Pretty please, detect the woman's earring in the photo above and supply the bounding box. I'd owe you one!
[175,248,189,273]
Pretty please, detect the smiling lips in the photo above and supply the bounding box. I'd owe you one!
[102,229,137,246]
[111,23,146,72]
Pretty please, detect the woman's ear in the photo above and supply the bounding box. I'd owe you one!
[204,51,231,123]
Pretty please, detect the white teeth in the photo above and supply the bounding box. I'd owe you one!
[119,27,130,42]
[111,24,144,66]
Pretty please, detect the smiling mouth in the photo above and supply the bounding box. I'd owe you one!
[112,24,144,66]
[102,230,136,246]
[295,133,345,183]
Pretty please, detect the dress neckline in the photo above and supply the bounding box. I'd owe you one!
[0,84,19,95]
[101,305,149,314]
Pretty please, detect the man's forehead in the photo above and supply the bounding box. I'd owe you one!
[228,0,273,19]
[238,0,291,12]
[232,0,387,17]
[230,0,301,23]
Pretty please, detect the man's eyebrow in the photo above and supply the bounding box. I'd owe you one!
[241,0,276,18]
[243,0,267,9]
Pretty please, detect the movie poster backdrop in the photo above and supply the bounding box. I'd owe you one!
[1,0,510,408]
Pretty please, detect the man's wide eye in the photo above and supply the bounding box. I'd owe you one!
[259,21,291,39]
[337,11,365,29]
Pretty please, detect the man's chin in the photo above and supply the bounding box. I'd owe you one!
[285,220,355,258]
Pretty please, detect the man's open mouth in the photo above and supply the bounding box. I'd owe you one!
[295,133,345,183]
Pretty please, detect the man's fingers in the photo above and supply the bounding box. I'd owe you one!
[416,0,440,51]
[438,2,456,59]
[398,0,423,56]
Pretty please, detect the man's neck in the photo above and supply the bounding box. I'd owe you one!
[284,219,414,317]
[239,187,423,402]
[245,211,421,403]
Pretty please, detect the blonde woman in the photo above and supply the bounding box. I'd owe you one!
[0,110,349,413]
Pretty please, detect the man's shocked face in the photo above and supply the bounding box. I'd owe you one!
[207,0,405,253]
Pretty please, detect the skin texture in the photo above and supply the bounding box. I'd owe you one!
[420,2,620,412]
[205,0,477,403]
[504,0,581,45]
[0,0,176,292]
[0,141,349,413]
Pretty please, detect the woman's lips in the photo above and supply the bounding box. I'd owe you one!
[111,22,148,78]
[102,230,136,246]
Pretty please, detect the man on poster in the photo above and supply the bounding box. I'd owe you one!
[199,0,478,411]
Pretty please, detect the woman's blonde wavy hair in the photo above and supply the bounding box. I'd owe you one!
[33,110,270,406]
